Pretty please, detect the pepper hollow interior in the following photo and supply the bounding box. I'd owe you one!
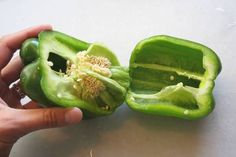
[129,39,206,109]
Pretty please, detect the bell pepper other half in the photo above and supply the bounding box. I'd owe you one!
[20,31,130,118]
[125,35,221,119]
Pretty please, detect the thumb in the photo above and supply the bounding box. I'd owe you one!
[15,107,83,133]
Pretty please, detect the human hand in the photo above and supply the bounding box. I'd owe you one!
[0,25,83,157]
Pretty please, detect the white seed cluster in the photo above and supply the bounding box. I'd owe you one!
[66,51,112,100]
[88,55,111,68]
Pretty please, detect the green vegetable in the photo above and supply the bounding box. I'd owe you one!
[125,35,221,119]
[20,31,130,118]
[20,31,221,120]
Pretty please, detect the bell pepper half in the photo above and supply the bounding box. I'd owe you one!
[20,31,130,118]
[125,35,221,119]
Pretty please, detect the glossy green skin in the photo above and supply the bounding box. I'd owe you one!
[20,38,39,64]
[20,38,55,107]
[125,35,221,119]
[20,31,130,118]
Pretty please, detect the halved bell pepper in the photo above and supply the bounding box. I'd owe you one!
[125,35,221,119]
[20,31,130,118]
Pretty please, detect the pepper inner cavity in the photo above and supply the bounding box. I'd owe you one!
[130,65,202,93]
[129,65,202,109]
[48,52,67,73]
[130,42,206,93]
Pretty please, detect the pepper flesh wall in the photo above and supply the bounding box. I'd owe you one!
[20,31,130,118]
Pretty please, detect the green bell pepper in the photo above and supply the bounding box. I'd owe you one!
[20,31,130,118]
[20,31,221,120]
[125,35,221,119]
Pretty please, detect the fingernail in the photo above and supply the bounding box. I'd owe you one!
[65,107,83,124]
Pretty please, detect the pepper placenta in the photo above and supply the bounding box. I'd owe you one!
[125,35,221,119]
[20,31,130,118]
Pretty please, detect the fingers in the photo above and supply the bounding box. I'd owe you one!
[2,88,22,109]
[0,24,52,70]
[14,107,82,133]
[0,106,82,151]
[22,101,41,109]
[0,97,7,107]
[0,78,22,108]
[1,57,23,85]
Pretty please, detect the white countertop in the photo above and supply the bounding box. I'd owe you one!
[0,0,235,157]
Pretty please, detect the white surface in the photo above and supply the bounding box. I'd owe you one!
[0,0,235,157]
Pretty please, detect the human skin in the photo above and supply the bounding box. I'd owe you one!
[0,25,83,157]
